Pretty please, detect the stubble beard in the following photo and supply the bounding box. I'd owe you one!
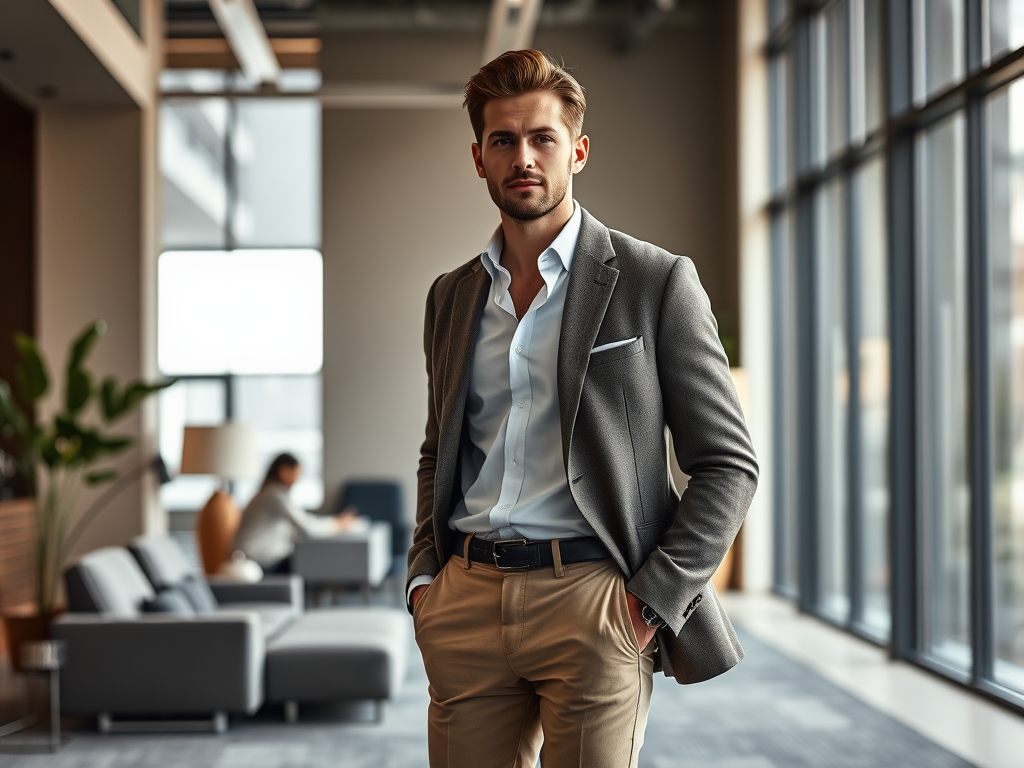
[486,155,573,222]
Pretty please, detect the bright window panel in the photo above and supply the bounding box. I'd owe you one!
[232,375,324,510]
[158,379,226,512]
[988,78,1024,693]
[161,100,230,249]
[158,249,323,375]
[989,0,1024,60]
[917,111,971,671]
[856,155,891,638]
[232,99,321,248]
[917,0,965,102]
[816,176,850,623]
[774,207,801,594]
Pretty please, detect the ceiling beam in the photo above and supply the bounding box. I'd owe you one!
[207,0,280,86]
[481,0,544,65]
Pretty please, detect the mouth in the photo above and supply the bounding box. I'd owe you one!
[507,179,543,190]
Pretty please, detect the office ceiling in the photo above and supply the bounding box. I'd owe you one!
[164,0,697,39]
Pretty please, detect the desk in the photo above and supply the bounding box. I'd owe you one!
[292,522,392,604]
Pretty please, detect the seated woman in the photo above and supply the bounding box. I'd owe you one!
[233,453,361,573]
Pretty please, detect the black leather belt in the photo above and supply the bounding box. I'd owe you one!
[454,531,610,570]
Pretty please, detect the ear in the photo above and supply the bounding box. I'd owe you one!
[471,143,486,179]
[572,135,589,175]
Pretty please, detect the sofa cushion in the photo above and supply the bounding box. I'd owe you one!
[129,535,198,591]
[218,603,295,640]
[64,548,155,617]
[143,588,196,614]
[265,608,410,703]
[179,574,219,613]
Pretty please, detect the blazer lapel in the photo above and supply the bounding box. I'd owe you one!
[434,260,490,521]
[557,210,619,471]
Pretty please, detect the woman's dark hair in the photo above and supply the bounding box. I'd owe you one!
[262,452,300,488]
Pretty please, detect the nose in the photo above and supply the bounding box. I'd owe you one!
[513,139,534,172]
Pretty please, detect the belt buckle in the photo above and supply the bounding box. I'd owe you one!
[492,538,529,570]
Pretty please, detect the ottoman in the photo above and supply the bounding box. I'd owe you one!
[265,607,411,723]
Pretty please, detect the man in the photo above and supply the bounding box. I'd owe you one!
[408,49,758,768]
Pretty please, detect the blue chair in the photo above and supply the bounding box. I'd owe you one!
[336,480,408,578]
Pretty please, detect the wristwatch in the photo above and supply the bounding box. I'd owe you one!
[640,602,664,628]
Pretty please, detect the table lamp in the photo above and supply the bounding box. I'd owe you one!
[180,423,257,575]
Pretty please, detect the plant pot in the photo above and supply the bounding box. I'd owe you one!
[2,606,61,672]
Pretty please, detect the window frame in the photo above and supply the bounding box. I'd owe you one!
[768,0,1024,714]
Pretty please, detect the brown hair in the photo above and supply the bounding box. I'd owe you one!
[464,49,586,145]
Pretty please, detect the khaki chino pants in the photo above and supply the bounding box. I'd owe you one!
[413,552,655,768]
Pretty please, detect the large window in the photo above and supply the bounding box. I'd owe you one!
[769,0,1024,711]
[157,76,324,521]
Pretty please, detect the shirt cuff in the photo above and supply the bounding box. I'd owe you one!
[407,575,434,607]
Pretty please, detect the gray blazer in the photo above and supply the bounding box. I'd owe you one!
[409,208,759,684]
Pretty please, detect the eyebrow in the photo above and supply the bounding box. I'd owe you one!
[486,126,558,141]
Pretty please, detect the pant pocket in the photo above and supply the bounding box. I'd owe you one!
[617,575,641,653]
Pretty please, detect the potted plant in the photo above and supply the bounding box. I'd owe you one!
[0,321,172,668]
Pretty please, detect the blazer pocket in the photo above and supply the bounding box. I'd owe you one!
[588,336,645,368]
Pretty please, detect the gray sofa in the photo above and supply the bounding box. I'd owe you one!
[53,536,410,732]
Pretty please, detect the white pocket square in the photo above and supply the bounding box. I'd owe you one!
[590,337,639,354]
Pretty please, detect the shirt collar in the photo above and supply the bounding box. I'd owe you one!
[480,200,582,280]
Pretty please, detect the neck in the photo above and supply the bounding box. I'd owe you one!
[497,194,574,276]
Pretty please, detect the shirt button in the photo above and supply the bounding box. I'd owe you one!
[512,457,517,466]
[518,400,525,408]
[500,504,510,510]
[515,345,523,354]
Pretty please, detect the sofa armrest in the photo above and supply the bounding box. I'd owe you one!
[52,612,264,716]
[207,575,303,610]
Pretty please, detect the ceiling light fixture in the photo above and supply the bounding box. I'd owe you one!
[207,0,280,87]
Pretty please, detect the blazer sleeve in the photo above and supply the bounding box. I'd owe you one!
[625,256,759,636]
[407,275,445,596]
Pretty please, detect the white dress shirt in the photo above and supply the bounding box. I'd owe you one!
[410,202,595,601]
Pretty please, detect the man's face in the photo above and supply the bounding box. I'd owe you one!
[472,90,588,222]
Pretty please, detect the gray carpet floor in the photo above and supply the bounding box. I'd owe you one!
[0,624,975,767]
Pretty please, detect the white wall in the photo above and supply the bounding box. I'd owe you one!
[36,107,148,559]
[321,8,740,523]
[34,0,163,560]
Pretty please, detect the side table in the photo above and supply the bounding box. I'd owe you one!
[0,640,64,752]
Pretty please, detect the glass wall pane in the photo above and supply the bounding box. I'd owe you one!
[161,99,229,249]
[917,111,971,671]
[990,0,1024,60]
[823,1,849,160]
[158,379,227,512]
[988,78,1024,693]
[861,0,884,137]
[856,156,891,637]
[769,0,787,33]
[232,375,324,510]
[775,208,801,593]
[770,52,791,196]
[816,176,850,622]
[233,99,321,248]
[918,0,965,102]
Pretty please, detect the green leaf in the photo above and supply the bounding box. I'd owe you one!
[13,332,48,403]
[99,378,120,421]
[0,380,29,440]
[68,321,105,371]
[65,368,93,415]
[85,469,118,486]
[101,378,175,423]
[64,322,104,416]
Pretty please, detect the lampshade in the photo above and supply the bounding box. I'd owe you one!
[179,423,257,480]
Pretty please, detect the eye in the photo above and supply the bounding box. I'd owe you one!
[536,135,554,144]
[494,137,512,146]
